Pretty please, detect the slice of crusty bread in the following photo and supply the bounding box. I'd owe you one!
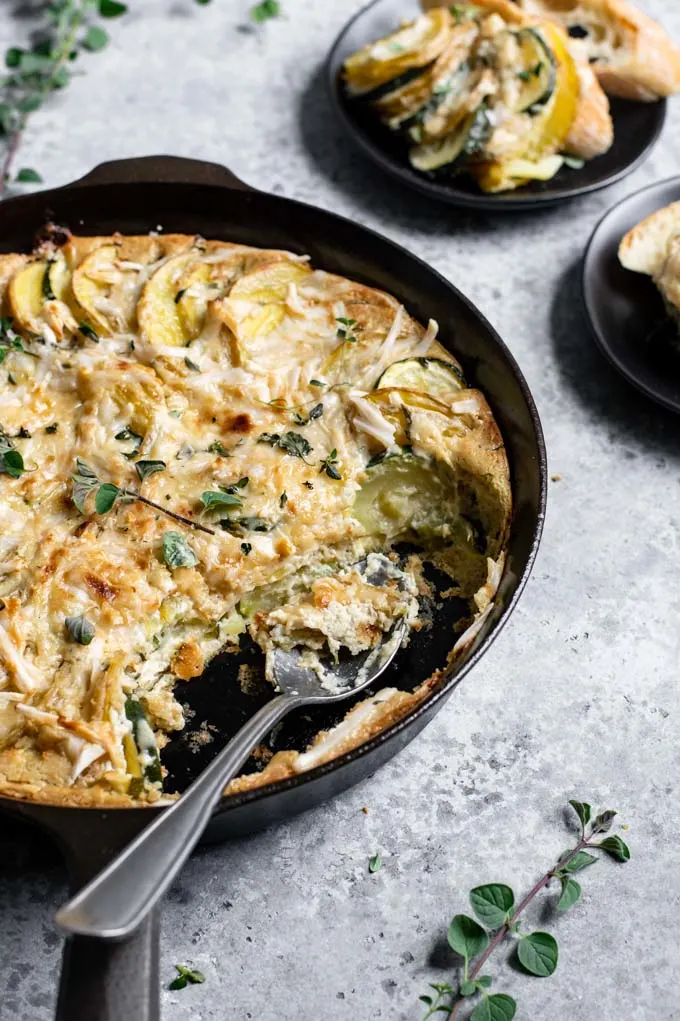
[618,202,680,275]
[564,60,613,160]
[513,0,680,101]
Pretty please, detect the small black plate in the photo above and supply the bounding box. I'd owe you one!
[582,176,680,413]
[326,0,667,211]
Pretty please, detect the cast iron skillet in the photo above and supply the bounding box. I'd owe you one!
[582,176,680,413]
[0,155,546,1020]
[327,0,668,212]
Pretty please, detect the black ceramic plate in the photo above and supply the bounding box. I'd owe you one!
[582,176,680,413]
[327,0,667,211]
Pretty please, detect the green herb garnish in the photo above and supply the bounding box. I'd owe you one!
[162,531,198,569]
[336,316,360,344]
[241,542,252,556]
[258,431,313,463]
[220,516,272,535]
[292,402,323,426]
[419,800,630,1020]
[319,448,341,480]
[200,490,243,509]
[208,440,231,457]
[309,379,325,388]
[42,263,55,300]
[368,854,382,874]
[0,317,26,363]
[251,0,280,22]
[45,422,58,434]
[280,491,287,508]
[0,430,25,478]
[135,460,166,482]
[169,964,205,991]
[65,614,95,645]
[71,458,215,534]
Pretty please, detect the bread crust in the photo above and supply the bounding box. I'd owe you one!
[564,60,613,159]
[619,201,680,275]
[514,0,680,101]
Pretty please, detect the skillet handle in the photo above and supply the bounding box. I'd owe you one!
[56,913,160,1021]
[74,155,252,191]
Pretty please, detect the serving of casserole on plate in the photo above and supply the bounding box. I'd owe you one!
[0,228,511,807]
[331,0,680,202]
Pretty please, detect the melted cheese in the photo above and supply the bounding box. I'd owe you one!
[0,232,509,806]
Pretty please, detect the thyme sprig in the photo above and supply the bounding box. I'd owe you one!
[421,801,630,1020]
[71,458,216,535]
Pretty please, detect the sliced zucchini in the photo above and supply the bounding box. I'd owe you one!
[396,61,473,142]
[138,253,211,348]
[343,9,453,98]
[124,697,162,794]
[409,104,491,173]
[362,65,433,106]
[366,387,455,446]
[515,28,556,115]
[375,357,465,399]
[353,452,461,541]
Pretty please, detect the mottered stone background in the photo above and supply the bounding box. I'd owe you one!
[2,1,680,1018]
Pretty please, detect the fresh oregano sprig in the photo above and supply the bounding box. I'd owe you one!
[71,458,216,535]
[0,0,210,192]
[420,801,630,1020]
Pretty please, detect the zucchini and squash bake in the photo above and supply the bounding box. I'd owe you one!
[342,0,675,192]
[0,231,511,806]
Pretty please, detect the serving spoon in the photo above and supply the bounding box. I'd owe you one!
[55,619,407,941]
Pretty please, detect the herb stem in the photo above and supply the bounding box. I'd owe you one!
[0,123,24,198]
[448,836,590,1018]
[123,490,216,536]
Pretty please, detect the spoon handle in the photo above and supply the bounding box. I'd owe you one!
[55,693,297,940]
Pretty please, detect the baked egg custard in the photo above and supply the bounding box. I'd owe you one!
[0,231,511,805]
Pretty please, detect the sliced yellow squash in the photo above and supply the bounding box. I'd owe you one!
[343,9,453,98]
[138,254,212,348]
[473,22,579,191]
[222,260,311,345]
[71,244,142,337]
[7,255,77,339]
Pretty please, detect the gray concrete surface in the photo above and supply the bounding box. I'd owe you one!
[2,1,680,1018]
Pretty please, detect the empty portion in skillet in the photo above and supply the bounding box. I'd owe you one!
[0,230,511,807]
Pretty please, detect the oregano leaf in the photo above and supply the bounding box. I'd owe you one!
[517,932,558,977]
[568,800,591,830]
[135,460,166,482]
[557,877,581,912]
[562,851,598,874]
[82,26,108,51]
[162,531,198,569]
[65,614,95,646]
[15,167,42,183]
[477,976,493,988]
[94,483,120,514]
[447,915,489,960]
[591,810,617,835]
[597,836,630,862]
[200,490,243,509]
[470,993,516,1021]
[469,884,514,930]
[99,0,128,16]
[459,980,476,996]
